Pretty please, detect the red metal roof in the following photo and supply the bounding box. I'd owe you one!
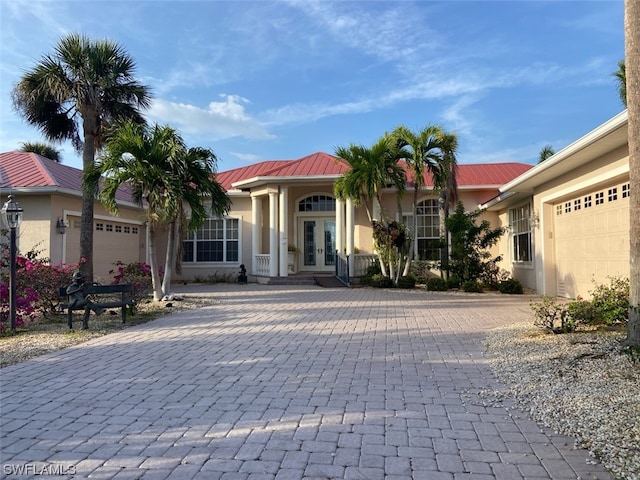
[0,151,134,203]
[2,150,532,197]
[217,151,531,191]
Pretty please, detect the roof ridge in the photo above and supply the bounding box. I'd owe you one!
[30,152,61,186]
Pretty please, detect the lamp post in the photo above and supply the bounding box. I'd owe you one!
[2,195,23,331]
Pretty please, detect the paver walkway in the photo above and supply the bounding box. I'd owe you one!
[1,285,612,480]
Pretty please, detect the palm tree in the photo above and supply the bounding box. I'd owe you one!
[12,33,151,281]
[334,135,407,279]
[19,142,62,162]
[392,124,445,274]
[613,59,627,107]
[95,121,230,301]
[538,144,555,163]
[161,146,230,296]
[624,0,639,347]
[432,131,459,279]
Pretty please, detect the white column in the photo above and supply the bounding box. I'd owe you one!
[251,195,261,275]
[336,199,344,257]
[346,198,355,275]
[269,191,279,277]
[279,187,288,277]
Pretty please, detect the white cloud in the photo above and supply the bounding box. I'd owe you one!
[229,152,264,164]
[146,95,275,142]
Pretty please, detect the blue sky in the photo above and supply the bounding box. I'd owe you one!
[0,0,626,172]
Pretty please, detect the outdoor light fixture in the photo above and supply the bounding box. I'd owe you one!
[56,217,67,234]
[529,211,540,229]
[1,194,23,331]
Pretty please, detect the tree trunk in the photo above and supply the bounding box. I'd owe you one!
[625,0,640,346]
[402,186,419,276]
[162,220,177,296]
[79,114,97,282]
[147,223,164,301]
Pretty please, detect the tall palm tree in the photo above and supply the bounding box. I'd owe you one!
[92,122,183,300]
[614,59,627,107]
[161,146,230,296]
[624,0,639,346]
[12,33,151,281]
[95,121,230,301]
[19,142,62,162]
[432,131,459,279]
[392,124,444,273]
[334,135,407,279]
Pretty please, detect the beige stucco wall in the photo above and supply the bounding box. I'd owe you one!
[11,195,53,261]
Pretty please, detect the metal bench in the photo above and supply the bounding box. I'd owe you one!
[59,284,135,329]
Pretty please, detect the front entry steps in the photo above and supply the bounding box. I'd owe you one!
[263,273,347,287]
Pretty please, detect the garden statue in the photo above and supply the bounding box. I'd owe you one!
[237,264,247,284]
[66,271,104,316]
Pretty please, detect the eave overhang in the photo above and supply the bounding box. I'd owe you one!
[480,110,628,211]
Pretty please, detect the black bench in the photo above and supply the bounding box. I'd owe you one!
[59,284,135,329]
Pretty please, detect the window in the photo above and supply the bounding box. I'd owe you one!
[124,226,131,234]
[132,227,138,234]
[608,187,618,202]
[564,202,571,213]
[584,195,592,208]
[573,199,581,211]
[115,225,122,233]
[556,205,562,216]
[96,223,104,231]
[183,217,239,263]
[595,192,604,205]
[106,224,113,232]
[509,204,532,263]
[298,195,336,212]
[406,199,441,261]
[622,183,630,198]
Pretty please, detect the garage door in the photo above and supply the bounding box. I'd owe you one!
[554,182,630,298]
[65,216,144,282]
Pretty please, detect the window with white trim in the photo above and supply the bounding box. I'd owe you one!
[509,204,532,263]
[404,199,441,261]
[183,217,239,263]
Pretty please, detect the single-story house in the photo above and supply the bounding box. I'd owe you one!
[0,150,529,284]
[1,108,630,297]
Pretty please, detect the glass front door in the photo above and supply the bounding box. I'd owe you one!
[301,218,335,271]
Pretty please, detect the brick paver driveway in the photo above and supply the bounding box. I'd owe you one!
[1,285,612,479]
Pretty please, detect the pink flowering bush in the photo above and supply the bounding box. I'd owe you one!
[109,261,154,303]
[18,259,78,318]
[1,253,40,332]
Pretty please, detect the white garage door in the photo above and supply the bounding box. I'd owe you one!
[65,216,143,282]
[554,182,630,298]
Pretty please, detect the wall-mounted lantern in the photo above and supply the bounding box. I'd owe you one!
[56,217,67,234]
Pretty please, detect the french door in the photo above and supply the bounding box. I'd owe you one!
[300,218,336,271]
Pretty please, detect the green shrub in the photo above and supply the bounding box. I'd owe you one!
[396,274,416,289]
[589,276,629,325]
[426,277,447,291]
[360,263,382,286]
[497,278,524,294]
[370,273,394,288]
[446,277,460,289]
[566,297,599,325]
[530,296,576,333]
[409,260,434,284]
[462,281,482,293]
